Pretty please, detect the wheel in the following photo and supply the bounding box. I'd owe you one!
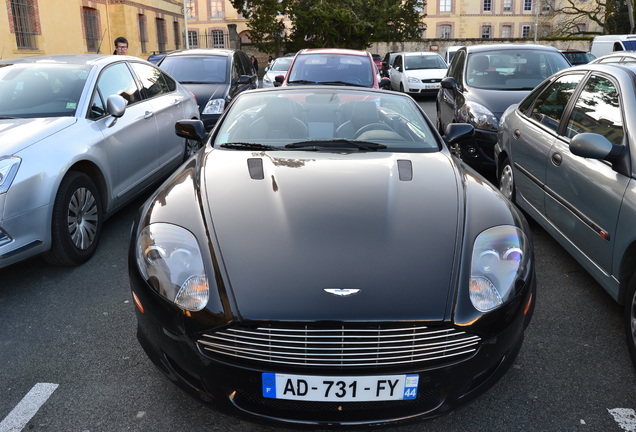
[625,274,636,370]
[184,138,201,161]
[44,172,102,266]
[353,123,394,139]
[498,158,516,203]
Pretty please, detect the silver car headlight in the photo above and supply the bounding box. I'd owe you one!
[458,101,499,132]
[0,156,21,194]
[136,223,209,311]
[469,225,530,312]
[408,76,420,83]
[202,98,225,115]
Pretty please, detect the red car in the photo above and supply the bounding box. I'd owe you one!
[275,48,390,89]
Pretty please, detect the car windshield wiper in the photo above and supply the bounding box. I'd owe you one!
[288,80,317,84]
[316,81,367,87]
[285,139,387,151]
[0,116,19,119]
[220,142,281,150]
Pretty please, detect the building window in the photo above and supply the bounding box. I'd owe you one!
[139,14,148,53]
[483,0,492,12]
[186,0,196,19]
[503,0,512,12]
[502,25,512,38]
[439,25,452,38]
[10,0,38,50]
[524,0,533,12]
[83,7,99,53]
[173,21,180,49]
[210,0,223,18]
[188,30,198,48]
[575,23,587,35]
[522,25,532,37]
[156,18,166,52]
[481,25,492,39]
[440,0,452,13]
[542,1,552,12]
[211,30,224,48]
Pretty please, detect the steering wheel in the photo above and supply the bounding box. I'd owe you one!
[353,123,394,139]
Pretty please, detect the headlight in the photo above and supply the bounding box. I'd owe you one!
[0,156,21,194]
[202,98,225,115]
[469,225,530,312]
[408,76,420,83]
[458,101,499,132]
[136,223,209,311]
[263,75,272,85]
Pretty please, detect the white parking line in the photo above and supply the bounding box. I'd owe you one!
[0,383,59,432]
[609,408,636,432]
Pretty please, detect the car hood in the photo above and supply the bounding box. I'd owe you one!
[0,117,77,154]
[182,83,229,111]
[406,69,447,79]
[203,150,462,322]
[465,87,530,119]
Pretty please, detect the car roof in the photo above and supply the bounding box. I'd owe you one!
[0,54,130,67]
[163,48,235,58]
[297,48,371,57]
[462,44,561,53]
[399,51,442,56]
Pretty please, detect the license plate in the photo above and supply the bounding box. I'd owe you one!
[262,373,419,402]
[424,84,440,89]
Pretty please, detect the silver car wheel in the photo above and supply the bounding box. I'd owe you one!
[499,160,515,202]
[630,287,636,356]
[68,187,98,250]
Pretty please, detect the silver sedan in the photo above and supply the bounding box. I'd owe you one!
[0,55,199,269]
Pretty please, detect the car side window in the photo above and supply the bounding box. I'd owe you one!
[130,62,170,99]
[565,74,624,145]
[393,55,402,71]
[526,73,584,132]
[94,63,141,106]
[448,50,465,83]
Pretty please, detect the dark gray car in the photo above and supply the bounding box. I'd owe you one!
[495,62,636,369]
[436,44,570,173]
[158,49,258,130]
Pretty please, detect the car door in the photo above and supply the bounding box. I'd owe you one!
[544,72,630,274]
[129,61,186,170]
[390,54,403,90]
[90,62,160,203]
[511,72,585,213]
[437,49,466,131]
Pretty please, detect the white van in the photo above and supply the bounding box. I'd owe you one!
[591,35,636,57]
[443,46,463,65]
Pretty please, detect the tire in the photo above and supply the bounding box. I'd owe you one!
[498,158,516,203]
[44,172,102,266]
[184,138,201,161]
[625,274,636,370]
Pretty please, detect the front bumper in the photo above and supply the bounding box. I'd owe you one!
[130,265,535,426]
[453,128,497,172]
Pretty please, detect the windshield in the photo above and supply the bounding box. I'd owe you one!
[466,49,571,90]
[214,89,439,152]
[405,55,447,70]
[287,54,374,87]
[159,55,228,84]
[0,63,90,118]
[270,58,293,72]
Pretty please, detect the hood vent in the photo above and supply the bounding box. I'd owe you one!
[397,159,413,181]
[247,158,264,180]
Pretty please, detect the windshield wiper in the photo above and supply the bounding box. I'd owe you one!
[220,142,280,150]
[0,116,19,119]
[316,81,367,87]
[285,139,387,151]
[288,80,317,84]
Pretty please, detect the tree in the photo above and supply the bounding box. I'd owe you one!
[552,0,634,36]
[230,0,425,55]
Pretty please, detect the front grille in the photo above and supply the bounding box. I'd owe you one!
[421,78,442,84]
[197,323,480,369]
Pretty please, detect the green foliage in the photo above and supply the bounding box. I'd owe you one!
[230,0,425,55]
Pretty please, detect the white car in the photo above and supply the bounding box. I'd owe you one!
[389,52,448,95]
[262,56,293,88]
[0,54,199,269]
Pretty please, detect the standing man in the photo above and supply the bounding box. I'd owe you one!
[113,37,128,55]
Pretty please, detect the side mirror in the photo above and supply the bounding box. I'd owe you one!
[570,133,619,161]
[444,123,474,144]
[105,94,127,128]
[441,76,458,91]
[274,75,285,86]
[175,119,208,143]
[238,75,251,85]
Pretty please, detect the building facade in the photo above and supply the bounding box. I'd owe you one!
[2,0,186,59]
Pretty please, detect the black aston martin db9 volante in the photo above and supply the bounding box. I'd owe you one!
[129,86,536,426]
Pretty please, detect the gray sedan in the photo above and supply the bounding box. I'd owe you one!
[495,62,636,369]
[0,55,199,269]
